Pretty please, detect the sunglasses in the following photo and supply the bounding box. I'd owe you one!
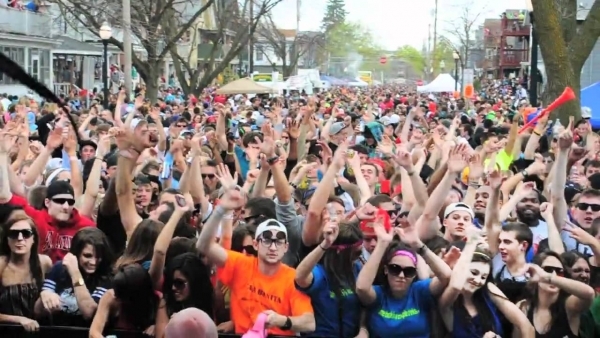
[7,229,33,240]
[576,203,600,212]
[242,245,257,256]
[202,174,216,179]
[386,264,417,278]
[52,198,76,206]
[172,278,188,290]
[542,266,564,276]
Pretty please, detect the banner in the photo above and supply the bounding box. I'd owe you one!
[358,71,372,85]
[252,73,283,82]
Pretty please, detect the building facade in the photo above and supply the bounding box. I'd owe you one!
[0,5,56,96]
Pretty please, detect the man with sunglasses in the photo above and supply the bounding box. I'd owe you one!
[197,188,315,336]
[562,189,600,254]
[3,180,95,263]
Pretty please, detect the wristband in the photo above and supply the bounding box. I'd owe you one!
[416,244,427,256]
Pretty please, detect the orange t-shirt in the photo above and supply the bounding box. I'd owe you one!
[217,250,313,335]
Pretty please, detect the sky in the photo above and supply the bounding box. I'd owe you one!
[271,0,531,51]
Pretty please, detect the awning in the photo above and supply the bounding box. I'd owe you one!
[53,36,103,56]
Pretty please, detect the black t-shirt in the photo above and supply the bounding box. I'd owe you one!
[97,207,148,256]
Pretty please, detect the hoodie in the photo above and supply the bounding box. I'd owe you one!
[7,195,96,263]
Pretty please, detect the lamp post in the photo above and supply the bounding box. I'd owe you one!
[99,22,112,109]
[452,51,460,91]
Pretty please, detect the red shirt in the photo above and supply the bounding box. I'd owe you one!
[8,195,96,263]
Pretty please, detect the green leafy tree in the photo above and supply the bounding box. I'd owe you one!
[395,45,426,77]
[321,0,347,34]
[531,0,600,122]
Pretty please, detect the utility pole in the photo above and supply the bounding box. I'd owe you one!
[123,0,133,95]
[432,0,438,77]
[249,0,254,74]
[427,23,431,80]
[295,0,300,75]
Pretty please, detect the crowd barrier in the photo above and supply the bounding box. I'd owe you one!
[0,323,294,337]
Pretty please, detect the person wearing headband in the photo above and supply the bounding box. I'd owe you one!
[355,217,451,338]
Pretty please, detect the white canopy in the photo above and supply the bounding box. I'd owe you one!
[348,79,369,87]
[417,73,460,92]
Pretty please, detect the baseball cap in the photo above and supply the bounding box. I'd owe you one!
[330,122,347,135]
[255,219,288,239]
[444,202,475,219]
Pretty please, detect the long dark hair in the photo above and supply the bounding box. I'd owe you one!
[379,241,419,290]
[163,253,214,318]
[524,251,570,333]
[321,222,363,338]
[115,219,163,269]
[0,212,43,290]
[113,264,159,329]
[68,228,114,287]
[454,248,498,334]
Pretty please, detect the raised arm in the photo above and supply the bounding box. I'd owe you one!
[149,202,187,289]
[79,136,110,217]
[196,188,245,267]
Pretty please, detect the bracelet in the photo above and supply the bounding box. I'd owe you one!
[319,244,327,251]
[533,130,541,136]
[416,244,427,256]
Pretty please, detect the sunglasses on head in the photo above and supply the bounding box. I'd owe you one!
[172,278,187,289]
[7,229,33,240]
[576,203,600,212]
[202,174,216,179]
[52,198,75,206]
[386,264,417,278]
[542,266,564,276]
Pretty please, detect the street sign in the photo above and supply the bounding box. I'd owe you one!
[380,56,387,65]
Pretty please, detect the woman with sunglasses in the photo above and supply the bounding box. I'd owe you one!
[34,228,114,327]
[155,253,214,338]
[355,217,451,338]
[561,251,599,338]
[438,232,534,337]
[517,251,595,337]
[0,211,52,333]
[294,220,363,337]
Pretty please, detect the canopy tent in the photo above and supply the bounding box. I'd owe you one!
[348,78,369,87]
[320,75,347,86]
[216,78,276,95]
[583,81,600,129]
[417,73,460,93]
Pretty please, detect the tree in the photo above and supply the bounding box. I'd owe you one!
[443,4,489,87]
[324,21,383,76]
[531,0,600,122]
[50,0,218,102]
[167,0,284,96]
[394,45,426,77]
[321,0,347,34]
[255,14,325,77]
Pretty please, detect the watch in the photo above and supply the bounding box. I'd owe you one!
[73,278,85,288]
[280,316,292,330]
[267,156,280,165]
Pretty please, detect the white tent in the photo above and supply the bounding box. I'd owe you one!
[417,73,460,92]
[348,79,369,87]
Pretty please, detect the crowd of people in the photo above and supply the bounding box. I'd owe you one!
[0,80,598,338]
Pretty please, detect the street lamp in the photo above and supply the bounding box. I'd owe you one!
[99,22,112,109]
[452,51,460,91]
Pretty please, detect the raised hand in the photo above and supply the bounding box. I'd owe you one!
[447,144,469,174]
[219,187,247,211]
[321,221,340,248]
[215,163,238,189]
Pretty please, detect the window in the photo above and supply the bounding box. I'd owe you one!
[256,47,264,61]
[0,46,25,85]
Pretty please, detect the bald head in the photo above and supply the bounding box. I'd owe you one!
[165,308,217,338]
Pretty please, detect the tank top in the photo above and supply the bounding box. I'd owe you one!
[526,304,578,338]
[452,292,504,338]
